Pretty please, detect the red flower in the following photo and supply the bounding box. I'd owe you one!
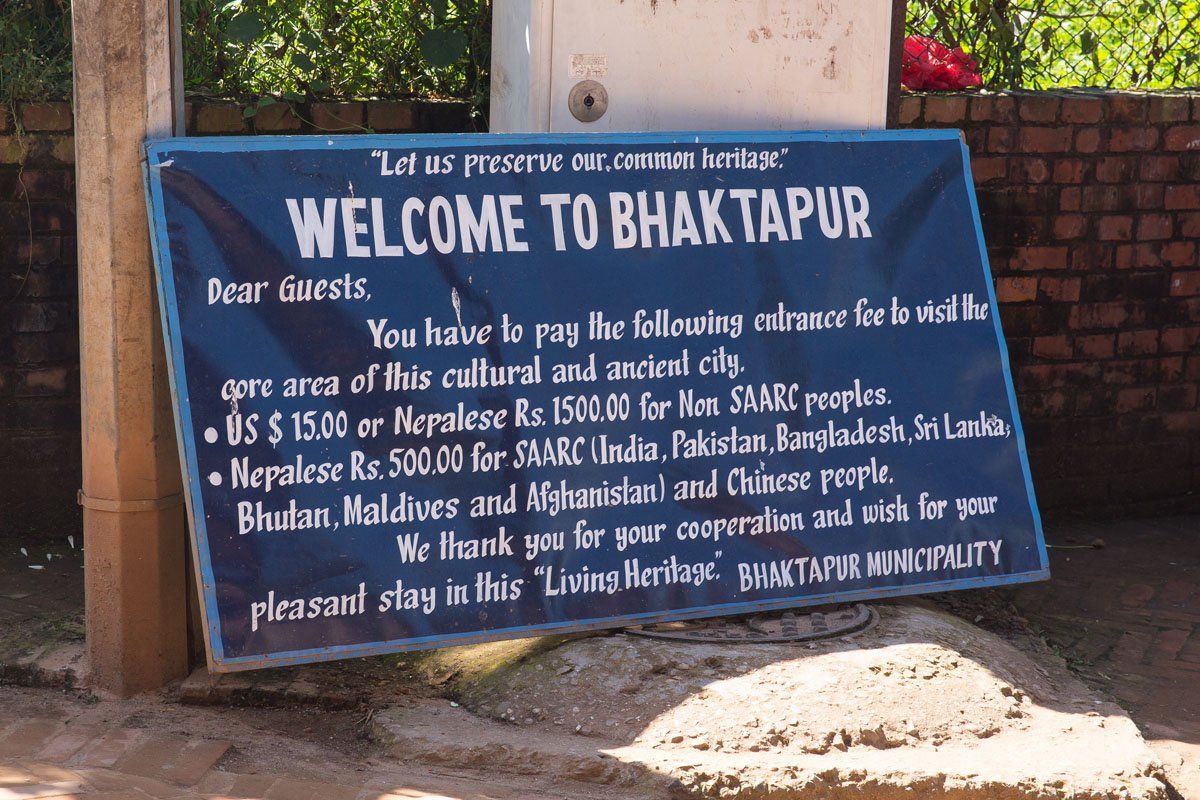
[902,35,983,91]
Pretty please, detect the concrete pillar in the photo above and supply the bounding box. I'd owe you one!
[73,0,189,696]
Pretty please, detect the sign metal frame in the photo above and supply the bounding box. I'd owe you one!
[144,129,1049,673]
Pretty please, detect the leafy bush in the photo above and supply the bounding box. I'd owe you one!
[0,0,72,102]
[182,0,490,106]
[0,0,488,107]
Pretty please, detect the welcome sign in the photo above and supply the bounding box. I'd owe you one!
[143,130,1048,672]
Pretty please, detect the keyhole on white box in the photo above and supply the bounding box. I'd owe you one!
[568,80,608,123]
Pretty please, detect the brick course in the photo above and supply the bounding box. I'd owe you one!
[0,93,1196,525]
[901,90,1200,516]
[0,99,472,535]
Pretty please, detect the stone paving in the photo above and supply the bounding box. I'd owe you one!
[0,687,618,800]
[1009,514,1200,793]
[0,752,528,800]
[1012,516,1200,726]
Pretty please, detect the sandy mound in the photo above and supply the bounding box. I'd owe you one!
[377,603,1173,799]
[462,610,1038,752]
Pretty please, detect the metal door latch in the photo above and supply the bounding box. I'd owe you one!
[568,80,608,123]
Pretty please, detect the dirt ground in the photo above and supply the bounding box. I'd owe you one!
[374,602,1172,799]
[3,602,1176,800]
[5,515,1200,798]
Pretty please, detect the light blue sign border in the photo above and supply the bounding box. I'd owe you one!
[144,129,1049,672]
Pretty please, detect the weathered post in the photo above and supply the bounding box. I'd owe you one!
[73,0,189,695]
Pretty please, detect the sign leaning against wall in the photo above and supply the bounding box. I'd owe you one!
[143,130,1049,672]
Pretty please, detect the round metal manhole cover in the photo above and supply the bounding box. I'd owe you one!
[624,604,877,644]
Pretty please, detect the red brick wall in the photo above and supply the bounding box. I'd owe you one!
[0,93,1196,532]
[0,103,77,540]
[902,91,1200,516]
[0,100,472,538]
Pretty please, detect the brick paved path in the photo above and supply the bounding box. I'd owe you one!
[0,688,617,800]
[1011,514,1200,792]
[0,721,506,800]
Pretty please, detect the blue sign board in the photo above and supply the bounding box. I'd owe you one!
[143,130,1048,672]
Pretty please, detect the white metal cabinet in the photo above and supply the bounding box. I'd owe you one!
[490,0,895,133]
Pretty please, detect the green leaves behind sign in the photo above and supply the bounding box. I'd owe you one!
[243,95,276,118]
[226,11,265,44]
[420,28,468,68]
[1079,30,1097,55]
[291,51,317,73]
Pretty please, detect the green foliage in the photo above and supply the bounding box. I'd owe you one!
[1,1,1197,104]
[0,0,72,103]
[181,0,490,107]
[0,0,488,107]
[909,0,1200,90]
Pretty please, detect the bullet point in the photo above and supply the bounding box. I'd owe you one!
[208,471,223,487]
[204,427,219,444]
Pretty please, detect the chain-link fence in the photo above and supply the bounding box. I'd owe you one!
[5,2,1200,104]
[905,0,1200,91]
